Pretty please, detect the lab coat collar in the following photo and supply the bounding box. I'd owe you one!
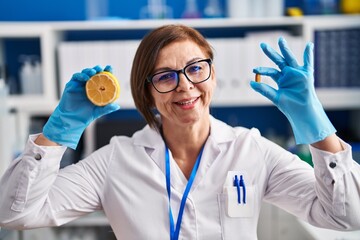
[132,115,236,192]
[133,115,236,149]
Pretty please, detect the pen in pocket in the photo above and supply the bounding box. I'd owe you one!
[233,175,246,204]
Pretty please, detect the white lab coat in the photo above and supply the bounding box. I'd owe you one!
[0,116,359,240]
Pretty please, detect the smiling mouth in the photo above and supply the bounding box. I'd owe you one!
[175,97,199,106]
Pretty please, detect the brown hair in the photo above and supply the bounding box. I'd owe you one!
[130,24,214,129]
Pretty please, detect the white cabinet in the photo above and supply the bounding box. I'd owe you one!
[0,15,359,176]
[0,23,60,113]
[0,15,359,112]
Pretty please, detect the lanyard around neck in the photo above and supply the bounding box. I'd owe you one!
[165,144,204,240]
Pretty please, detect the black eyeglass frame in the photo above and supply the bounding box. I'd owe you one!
[146,58,213,93]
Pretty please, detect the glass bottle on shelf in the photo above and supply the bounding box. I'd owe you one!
[18,55,43,95]
[204,0,223,18]
[182,0,201,18]
[140,0,173,19]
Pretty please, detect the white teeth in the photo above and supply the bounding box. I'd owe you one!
[178,98,196,105]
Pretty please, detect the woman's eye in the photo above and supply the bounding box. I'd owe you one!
[188,65,201,73]
[158,72,175,82]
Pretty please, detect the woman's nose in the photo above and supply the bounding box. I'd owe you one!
[176,73,194,92]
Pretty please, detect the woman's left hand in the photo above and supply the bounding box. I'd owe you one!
[250,37,336,145]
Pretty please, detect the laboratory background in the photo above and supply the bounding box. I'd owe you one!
[0,0,359,239]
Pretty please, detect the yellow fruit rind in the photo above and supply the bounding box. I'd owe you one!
[85,71,120,106]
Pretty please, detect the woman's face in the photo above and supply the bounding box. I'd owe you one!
[150,40,216,128]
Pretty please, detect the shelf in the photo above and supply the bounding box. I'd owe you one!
[317,88,360,110]
[8,14,354,31]
[1,15,357,33]
[0,15,359,113]
[49,17,303,30]
[211,88,360,109]
[0,17,305,32]
[0,23,51,38]
[7,95,57,114]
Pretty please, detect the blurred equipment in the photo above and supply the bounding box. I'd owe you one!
[204,0,224,18]
[314,28,360,88]
[18,55,42,95]
[264,0,284,17]
[140,0,173,19]
[86,0,109,20]
[227,0,252,18]
[340,0,360,13]
[182,0,201,18]
[227,0,284,18]
[287,7,304,16]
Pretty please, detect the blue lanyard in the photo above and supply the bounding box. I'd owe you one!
[165,144,204,240]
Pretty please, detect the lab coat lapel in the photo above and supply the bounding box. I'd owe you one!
[133,125,165,171]
[191,116,237,191]
[132,125,184,193]
[132,116,236,193]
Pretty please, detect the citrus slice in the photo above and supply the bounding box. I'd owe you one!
[85,71,120,106]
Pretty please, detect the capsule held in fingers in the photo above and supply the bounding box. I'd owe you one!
[255,73,261,83]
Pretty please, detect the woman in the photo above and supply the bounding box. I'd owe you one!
[0,24,359,240]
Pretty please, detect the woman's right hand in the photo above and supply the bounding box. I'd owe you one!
[250,37,336,145]
[43,65,120,149]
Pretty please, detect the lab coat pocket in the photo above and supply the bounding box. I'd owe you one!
[218,186,257,239]
[220,171,256,218]
[222,186,256,218]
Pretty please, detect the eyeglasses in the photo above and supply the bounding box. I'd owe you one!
[147,58,212,93]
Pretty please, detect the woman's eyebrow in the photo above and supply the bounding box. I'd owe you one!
[153,57,204,73]
[186,57,202,65]
[152,66,173,74]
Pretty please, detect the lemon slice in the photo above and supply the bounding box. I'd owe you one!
[85,71,120,106]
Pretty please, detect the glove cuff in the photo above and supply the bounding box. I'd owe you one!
[43,107,85,150]
[286,101,336,145]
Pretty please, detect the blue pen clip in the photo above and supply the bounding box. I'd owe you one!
[233,175,246,204]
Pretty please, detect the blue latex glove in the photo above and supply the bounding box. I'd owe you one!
[250,37,336,145]
[43,65,120,149]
